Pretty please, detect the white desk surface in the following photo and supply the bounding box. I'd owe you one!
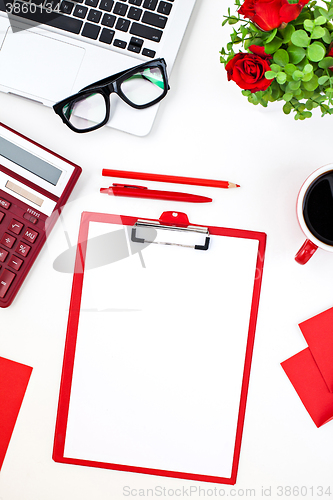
[1,0,333,498]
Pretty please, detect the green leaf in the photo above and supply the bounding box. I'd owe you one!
[306,99,313,110]
[314,15,327,25]
[242,90,252,96]
[265,28,277,44]
[304,19,314,31]
[302,89,314,98]
[265,70,277,79]
[322,28,331,44]
[293,70,304,79]
[307,42,326,62]
[318,7,330,19]
[288,45,306,64]
[265,37,283,53]
[318,75,329,84]
[280,24,295,43]
[287,80,301,90]
[240,25,249,37]
[228,16,239,24]
[276,71,287,84]
[318,57,333,69]
[284,63,298,75]
[291,30,310,47]
[303,63,313,74]
[283,92,293,101]
[302,71,314,82]
[270,64,281,73]
[270,80,281,99]
[248,93,259,105]
[303,74,319,91]
[273,49,289,66]
[259,98,268,107]
[283,101,292,114]
[311,26,326,39]
[320,104,331,114]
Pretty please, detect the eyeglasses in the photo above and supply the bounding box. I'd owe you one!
[53,58,169,133]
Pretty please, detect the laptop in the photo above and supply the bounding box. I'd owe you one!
[0,0,197,135]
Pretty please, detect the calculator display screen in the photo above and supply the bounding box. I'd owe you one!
[0,136,62,186]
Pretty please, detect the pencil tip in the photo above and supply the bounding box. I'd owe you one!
[229,183,240,188]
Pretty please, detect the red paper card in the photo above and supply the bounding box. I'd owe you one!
[299,307,333,392]
[281,348,333,428]
[0,357,32,469]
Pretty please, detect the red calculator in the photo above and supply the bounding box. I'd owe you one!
[0,123,81,307]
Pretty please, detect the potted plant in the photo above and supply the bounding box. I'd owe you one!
[220,0,333,119]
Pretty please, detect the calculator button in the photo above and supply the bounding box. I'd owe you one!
[16,242,31,257]
[8,256,23,271]
[9,219,24,234]
[23,228,39,243]
[0,269,15,298]
[0,212,5,223]
[0,198,10,210]
[1,233,16,249]
[23,213,38,224]
[0,248,8,262]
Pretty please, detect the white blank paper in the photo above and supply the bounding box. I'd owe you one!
[62,219,260,479]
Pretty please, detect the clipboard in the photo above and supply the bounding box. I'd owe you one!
[53,210,266,485]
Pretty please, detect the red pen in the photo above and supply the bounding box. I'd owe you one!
[100,184,212,203]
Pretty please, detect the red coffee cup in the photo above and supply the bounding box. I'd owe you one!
[295,164,333,264]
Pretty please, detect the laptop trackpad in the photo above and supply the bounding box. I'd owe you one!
[0,29,85,102]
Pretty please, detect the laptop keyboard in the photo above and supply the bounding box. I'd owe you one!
[1,0,174,57]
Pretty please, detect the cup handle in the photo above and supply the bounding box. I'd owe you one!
[295,239,318,264]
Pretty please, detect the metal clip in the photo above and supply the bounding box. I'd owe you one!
[131,213,210,251]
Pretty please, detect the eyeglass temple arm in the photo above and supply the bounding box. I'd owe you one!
[124,72,164,89]
[80,59,166,92]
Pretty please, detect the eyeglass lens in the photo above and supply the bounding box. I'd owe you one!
[120,66,165,106]
[62,92,107,131]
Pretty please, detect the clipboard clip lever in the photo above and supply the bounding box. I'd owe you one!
[131,211,210,251]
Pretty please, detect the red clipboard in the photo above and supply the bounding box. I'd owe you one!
[53,211,266,485]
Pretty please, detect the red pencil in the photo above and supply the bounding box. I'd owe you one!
[102,169,240,189]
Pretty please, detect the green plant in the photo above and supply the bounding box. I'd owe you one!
[220,0,333,119]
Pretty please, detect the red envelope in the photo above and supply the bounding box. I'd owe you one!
[281,348,333,428]
[299,307,333,392]
[0,357,32,469]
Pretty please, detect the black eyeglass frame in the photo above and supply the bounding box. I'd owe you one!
[53,58,169,133]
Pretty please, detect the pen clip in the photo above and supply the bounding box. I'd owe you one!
[112,183,147,190]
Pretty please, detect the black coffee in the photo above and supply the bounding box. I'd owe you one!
[303,171,333,246]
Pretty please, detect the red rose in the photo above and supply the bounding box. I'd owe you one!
[238,0,310,31]
[225,45,273,93]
